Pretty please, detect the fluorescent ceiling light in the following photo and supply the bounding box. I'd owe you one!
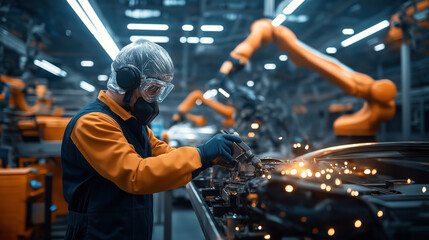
[374,43,385,51]
[282,0,305,15]
[342,28,354,35]
[34,59,67,77]
[127,23,169,30]
[67,0,119,60]
[130,36,169,43]
[80,81,95,92]
[272,14,287,27]
[200,37,214,44]
[81,60,94,67]
[218,88,230,98]
[200,25,224,32]
[179,36,187,43]
[182,24,194,31]
[203,89,218,99]
[124,9,160,19]
[247,80,254,87]
[279,54,288,61]
[326,47,337,54]
[264,63,276,70]
[285,14,309,23]
[164,0,185,6]
[98,74,108,81]
[341,20,390,47]
[187,37,199,44]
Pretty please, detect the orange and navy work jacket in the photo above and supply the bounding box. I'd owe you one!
[61,90,202,240]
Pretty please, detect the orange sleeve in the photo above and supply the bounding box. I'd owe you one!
[70,112,202,194]
[146,126,175,156]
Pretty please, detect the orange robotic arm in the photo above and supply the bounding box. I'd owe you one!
[173,90,236,127]
[219,19,397,136]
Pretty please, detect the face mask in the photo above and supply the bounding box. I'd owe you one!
[132,97,159,125]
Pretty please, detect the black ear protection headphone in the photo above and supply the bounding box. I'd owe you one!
[115,64,141,91]
[113,62,142,111]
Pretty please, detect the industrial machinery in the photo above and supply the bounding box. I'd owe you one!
[172,90,236,127]
[0,74,70,239]
[187,141,429,239]
[216,19,397,136]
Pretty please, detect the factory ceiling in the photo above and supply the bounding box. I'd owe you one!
[0,0,420,98]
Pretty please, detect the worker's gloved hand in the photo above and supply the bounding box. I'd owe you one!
[193,134,242,178]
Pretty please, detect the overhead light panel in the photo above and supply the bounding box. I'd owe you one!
[279,54,288,61]
[201,25,224,32]
[282,0,305,15]
[187,37,199,44]
[179,36,187,43]
[124,9,160,19]
[272,14,287,27]
[98,74,108,81]
[81,60,94,67]
[80,80,95,92]
[341,20,390,47]
[374,43,385,51]
[200,37,214,44]
[326,47,337,54]
[218,88,230,98]
[203,89,218,99]
[67,0,119,60]
[127,23,169,30]
[34,59,67,77]
[264,63,276,70]
[247,80,254,87]
[182,24,194,31]
[272,0,305,26]
[342,28,354,35]
[130,36,169,43]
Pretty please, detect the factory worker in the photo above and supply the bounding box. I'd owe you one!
[61,39,241,240]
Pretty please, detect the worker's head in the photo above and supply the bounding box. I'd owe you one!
[107,39,175,124]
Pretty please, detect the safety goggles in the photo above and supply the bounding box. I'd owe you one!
[139,78,174,103]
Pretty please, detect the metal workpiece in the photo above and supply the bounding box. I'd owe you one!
[187,142,429,240]
[186,180,224,240]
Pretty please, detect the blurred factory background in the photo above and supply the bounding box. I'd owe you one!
[0,0,428,239]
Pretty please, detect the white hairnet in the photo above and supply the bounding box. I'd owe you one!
[107,39,174,94]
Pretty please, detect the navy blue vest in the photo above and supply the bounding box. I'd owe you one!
[61,99,153,240]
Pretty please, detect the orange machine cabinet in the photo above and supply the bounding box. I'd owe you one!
[0,168,47,239]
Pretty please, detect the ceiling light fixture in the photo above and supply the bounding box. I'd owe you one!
[218,88,230,98]
[326,47,337,54]
[34,59,67,77]
[98,74,108,81]
[279,54,288,61]
[264,63,276,70]
[127,23,169,30]
[374,43,385,51]
[182,24,194,31]
[81,60,94,67]
[80,80,95,92]
[200,37,214,44]
[187,37,199,44]
[283,0,305,15]
[130,36,169,43]
[342,28,354,35]
[67,0,119,60]
[200,25,224,32]
[341,20,390,47]
[272,0,305,26]
[272,14,287,27]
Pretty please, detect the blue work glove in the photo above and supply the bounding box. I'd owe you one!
[193,134,242,178]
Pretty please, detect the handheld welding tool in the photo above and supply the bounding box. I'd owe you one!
[220,129,269,175]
